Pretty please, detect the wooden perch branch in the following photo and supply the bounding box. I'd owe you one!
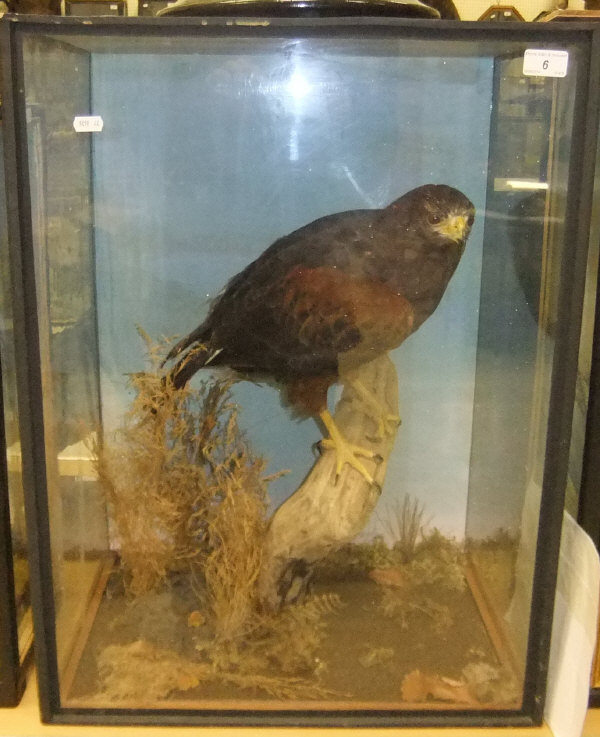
[259,353,400,609]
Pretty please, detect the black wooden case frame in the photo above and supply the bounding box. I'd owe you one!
[0,379,27,708]
[1,13,600,728]
[0,107,32,708]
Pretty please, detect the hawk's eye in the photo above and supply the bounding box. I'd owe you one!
[467,213,475,227]
[428,213,441,225]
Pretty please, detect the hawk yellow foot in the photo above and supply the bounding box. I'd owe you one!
[318,409,381,485]
[347,378,401,441]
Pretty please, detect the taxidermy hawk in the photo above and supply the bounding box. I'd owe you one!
[163,183,475,484]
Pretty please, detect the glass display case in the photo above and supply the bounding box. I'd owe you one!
[0,113,33,707]
[64,1,127,16]
[1,12,599,727]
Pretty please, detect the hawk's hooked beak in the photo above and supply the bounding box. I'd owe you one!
[436,214,470,243]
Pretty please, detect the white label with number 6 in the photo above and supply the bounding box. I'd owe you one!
[523,49,569,78]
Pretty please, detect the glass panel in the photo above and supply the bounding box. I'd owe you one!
[465,57,578,685]
[0,123,32,663]
[20,36,106,682]
[16,25,586,720]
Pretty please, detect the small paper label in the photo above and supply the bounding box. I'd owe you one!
[523,49,569,78]
[73,115,104,133]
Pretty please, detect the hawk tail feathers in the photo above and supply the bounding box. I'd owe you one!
[163,322,210,365]
[168,342,220,389]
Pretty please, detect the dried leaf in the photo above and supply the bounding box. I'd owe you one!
[401,669,479,706]
[428,675,478,705]
[176,673,200,691]
[401,669,427,701]
[187,610,205,628]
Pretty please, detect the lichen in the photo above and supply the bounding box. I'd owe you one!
[315,520,466,636]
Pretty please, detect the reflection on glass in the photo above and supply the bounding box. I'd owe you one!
[21,43,106,683]
[10,24,589,723]
[0,123,32,668]
[466,59,576,684]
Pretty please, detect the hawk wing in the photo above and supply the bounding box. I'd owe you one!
[209,262,415,380]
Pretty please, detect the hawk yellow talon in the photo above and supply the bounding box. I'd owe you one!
[319,436,377,484]
[319,409,378,485]
[348,378,401,441]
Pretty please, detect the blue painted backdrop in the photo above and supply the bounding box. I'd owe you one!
[90,42,493,538]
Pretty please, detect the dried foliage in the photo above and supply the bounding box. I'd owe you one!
[316,524,466,635]
[358,646,395,669]
[374,530,466,633]
[96,640,213,702]
[203,453,267,640]
[461,660,520,705]
[95,330,268,601]
[96,632,335,703]
[96,593,342,702]
[380,494,432,564]
[401,668,478,705]
[400,661,519,707]
[378,588,455,634]
[94,331,342,701]
[195,593,343,698]
[315,494,436,580]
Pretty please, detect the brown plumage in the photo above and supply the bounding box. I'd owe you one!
[164,183,475,483]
